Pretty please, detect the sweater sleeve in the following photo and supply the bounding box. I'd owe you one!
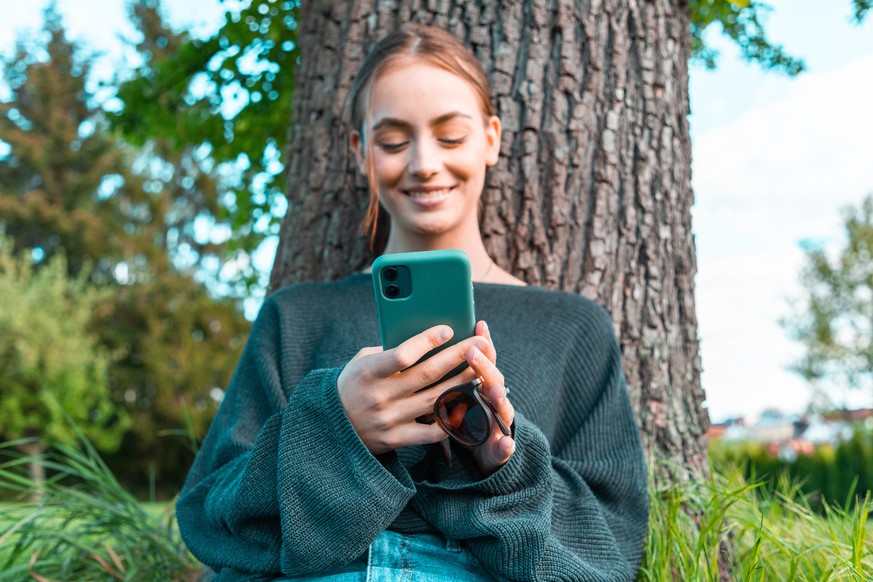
[411,303,649,582]
[175,297,416,577]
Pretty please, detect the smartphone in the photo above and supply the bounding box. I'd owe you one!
[371,249,476,377]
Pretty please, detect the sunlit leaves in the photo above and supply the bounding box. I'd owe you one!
[111,0,299,292]
[691,0,805,75]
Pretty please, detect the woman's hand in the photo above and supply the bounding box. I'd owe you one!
[337,325,489,456]
[464,320,516,476]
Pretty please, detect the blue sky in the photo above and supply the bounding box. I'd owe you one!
[688,2,873,422]
[2,0,872,422]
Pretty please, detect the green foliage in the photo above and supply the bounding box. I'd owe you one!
[852,0,873,22]
[0,4,131,278]
[108,1,235,289]
[0,3,251,496]
[642,461,749,580]
[111,0,300,291]
[0,237,128,451]
[0,435,198,580]
[96,275,249,499]
[690,0,805,75]
[691,0,869,74]
[642,460,873,581]
[710,429,873,512]
[782,194,873,394]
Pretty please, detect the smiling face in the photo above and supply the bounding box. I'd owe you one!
[352,60,501,249]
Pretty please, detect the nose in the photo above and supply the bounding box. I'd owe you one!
[408,139,440,178]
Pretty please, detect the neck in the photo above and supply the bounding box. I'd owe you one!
[382,226,495,282]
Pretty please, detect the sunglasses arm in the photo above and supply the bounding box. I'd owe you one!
[481,397,512,437]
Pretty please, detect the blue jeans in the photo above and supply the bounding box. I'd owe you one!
[279,529,493,581]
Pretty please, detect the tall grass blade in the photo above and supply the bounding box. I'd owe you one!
[0,432,199,581]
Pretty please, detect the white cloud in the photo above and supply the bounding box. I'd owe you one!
[695,56,873,210]
[693,54,873,421]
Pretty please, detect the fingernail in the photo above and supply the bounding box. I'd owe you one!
[471,347,482,361]
[440,327,453,341]
[483,321,489,334]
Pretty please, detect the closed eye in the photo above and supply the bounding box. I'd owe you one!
[378,142,408,152]
[440,137,467,146]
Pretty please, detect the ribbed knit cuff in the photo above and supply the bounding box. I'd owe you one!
[415,412,551,497]
[281,366,417,498]
[277,367,416,572]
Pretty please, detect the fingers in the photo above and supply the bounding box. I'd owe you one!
[340,326,491,456]
[371,322,496,387]
[369,325,455,378]
[475,434,516,475]
[405,365,481,419]
[352,345,383,361]
[394,333,489,391]
[378,421,449,451]
[474,320,497,365]
[465,345,514,429]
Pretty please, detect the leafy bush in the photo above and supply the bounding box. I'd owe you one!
[0,236,128,456]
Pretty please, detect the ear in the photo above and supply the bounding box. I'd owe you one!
[484,115,502,167]
[350,130,368,175]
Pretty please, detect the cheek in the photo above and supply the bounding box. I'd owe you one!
[445,138,489,178]
[445,152,484,183]
[372,154,406,186]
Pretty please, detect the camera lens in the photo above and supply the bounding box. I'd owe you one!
[385,284,400,298]
[383,267,398,282]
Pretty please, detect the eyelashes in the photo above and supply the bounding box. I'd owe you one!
[377,137,468,152]
[378,142,406,152]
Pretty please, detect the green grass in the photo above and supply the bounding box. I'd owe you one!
[0,501,179,578]
[0,438,199,581]
[2,436,872,581]
[641,465,873,581]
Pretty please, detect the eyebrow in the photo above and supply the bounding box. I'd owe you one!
[371,111,474,132]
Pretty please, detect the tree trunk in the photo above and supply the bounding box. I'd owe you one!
[270,0,709,476]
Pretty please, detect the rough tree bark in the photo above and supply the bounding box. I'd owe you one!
[270,0,709,476]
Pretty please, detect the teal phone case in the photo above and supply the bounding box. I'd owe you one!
[371,250,476,356]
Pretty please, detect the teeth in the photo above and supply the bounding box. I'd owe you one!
[408,188,452,199]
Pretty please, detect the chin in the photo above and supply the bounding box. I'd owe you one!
[395,217,460,238]
[411,223,457,237]
[385,202,480,240]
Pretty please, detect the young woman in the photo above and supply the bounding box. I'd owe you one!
[177,24,648,582]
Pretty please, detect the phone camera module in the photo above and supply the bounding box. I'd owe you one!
[383,267,399,282]
[378,264,410,299]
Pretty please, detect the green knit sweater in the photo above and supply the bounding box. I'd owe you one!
[176,274,649,581]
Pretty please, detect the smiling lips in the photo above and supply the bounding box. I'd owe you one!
[403,186,455,207]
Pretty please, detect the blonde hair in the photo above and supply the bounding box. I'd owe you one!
[349,24,495,251]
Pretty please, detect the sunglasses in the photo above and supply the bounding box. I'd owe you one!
[433,378,512,446]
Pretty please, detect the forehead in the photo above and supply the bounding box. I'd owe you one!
[368,62,483,125]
